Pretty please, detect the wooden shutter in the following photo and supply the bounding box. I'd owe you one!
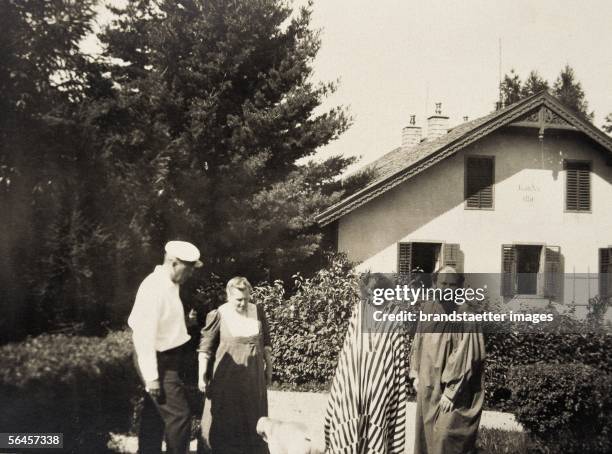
[501,244,516,297]
[542,246,561,298]
[466,157,494,209]
[600,248,612,301]
[442,243,462,271]
[565,161,591,211]
[398,242,413,279]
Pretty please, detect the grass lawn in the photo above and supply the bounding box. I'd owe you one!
[477,428,528,453]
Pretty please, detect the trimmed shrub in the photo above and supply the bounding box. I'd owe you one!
[508,363,612,453]
[0,330,139,452]
[485,332,612,410]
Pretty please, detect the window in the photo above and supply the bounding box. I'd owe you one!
[398,242,461,286]
[465,156,494,209]
[600,248,612,302]
[501,244,561,298]
[565,161,591,211]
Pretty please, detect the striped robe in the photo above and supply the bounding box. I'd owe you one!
[324,302,408,454]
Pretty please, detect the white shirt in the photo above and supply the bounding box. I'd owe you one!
[128,265,191,382]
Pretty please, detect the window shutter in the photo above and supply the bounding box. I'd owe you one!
[543,246,561,298]
[565,162,590,211]
[501,244,515,297]
[600,248,612,302]
[466,157,494,209]
[398,242,413,279]
[442,243,462,271]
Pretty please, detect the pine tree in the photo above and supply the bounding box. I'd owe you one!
[0,0,107,338]
[521,70,549,98]
[96,0,354,280]
[500,66,595,122]
[500,69,522,106]
[552,64,593,120]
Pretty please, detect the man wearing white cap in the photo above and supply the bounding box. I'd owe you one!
[128,240,203,454]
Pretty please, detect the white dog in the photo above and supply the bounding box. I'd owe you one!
[256,417,323,454]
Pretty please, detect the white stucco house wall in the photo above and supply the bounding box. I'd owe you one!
[316,92,612,309]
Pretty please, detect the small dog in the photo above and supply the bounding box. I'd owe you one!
[256,417,323,454]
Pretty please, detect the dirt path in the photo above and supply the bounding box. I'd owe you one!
[268,390,522,453]
[111,390,522,453]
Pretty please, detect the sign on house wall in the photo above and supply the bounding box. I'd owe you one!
[518,182,540,204]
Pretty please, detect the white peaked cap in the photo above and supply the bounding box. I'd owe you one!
[165,240,203,267]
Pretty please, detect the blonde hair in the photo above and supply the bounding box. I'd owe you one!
[226,276,252,298]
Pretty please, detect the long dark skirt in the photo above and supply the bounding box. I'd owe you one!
[200,333,269,454]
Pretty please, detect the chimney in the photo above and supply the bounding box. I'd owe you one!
[427,102,449,140]
[402,114,422,149]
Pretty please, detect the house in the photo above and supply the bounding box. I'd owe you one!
[316,92,612,308]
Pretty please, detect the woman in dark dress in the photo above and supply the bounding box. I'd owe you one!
[198,277,272,454]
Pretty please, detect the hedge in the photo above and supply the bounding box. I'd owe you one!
[508,363,612,453]
[485,331,612,410]
[0,330,139,453]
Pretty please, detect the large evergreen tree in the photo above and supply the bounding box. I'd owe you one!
[499,66,594,121]
[96,0,354,281]
[0,0,110,338]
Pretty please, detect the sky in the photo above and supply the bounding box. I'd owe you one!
[85,0,612,172]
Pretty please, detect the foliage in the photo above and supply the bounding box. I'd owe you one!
[499,65,593,120]
[0,0,117,341]
[0,330,138,453]
[552,64,593,120]
[484,330,612,410]
[255,253,360,384]
[603,113,612,134]
[1,0,364,341]
[500,69,522,106]
[521,70,549,98]
[96,0,355,281]
[508,363,612,453]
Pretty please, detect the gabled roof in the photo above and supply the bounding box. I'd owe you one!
[316,91,612,226]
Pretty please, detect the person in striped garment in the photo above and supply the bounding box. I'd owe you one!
[409,266,486,454]
[324,273,408,454]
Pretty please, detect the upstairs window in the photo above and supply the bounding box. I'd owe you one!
[465,156,494,209]
[565,161,591,212]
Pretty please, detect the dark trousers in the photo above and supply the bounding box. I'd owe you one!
[134,345,191,454]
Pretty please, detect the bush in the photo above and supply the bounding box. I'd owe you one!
[508,362,612,453]
[485,332,612,410]
[255,253,360,385]
[0,330,139,453]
